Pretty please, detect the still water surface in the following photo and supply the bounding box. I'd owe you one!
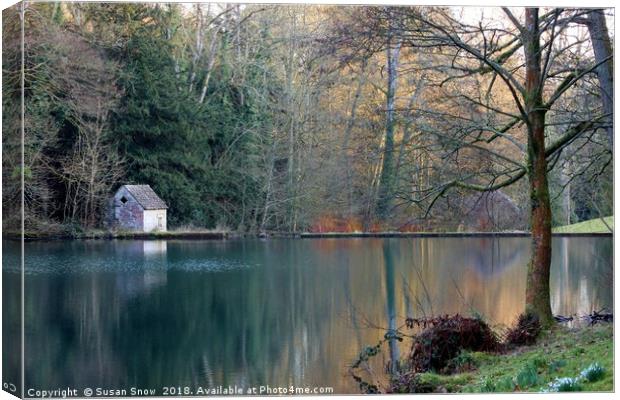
[2,237,613,393]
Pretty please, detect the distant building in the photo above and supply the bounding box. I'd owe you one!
[110,185,168,232]
[459,190,525,231]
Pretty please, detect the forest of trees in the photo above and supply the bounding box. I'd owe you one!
[2,3,613,237]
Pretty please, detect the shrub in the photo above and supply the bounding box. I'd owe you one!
[408,315,502,373]
[505,311,542,346]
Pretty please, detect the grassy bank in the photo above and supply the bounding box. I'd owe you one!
[553,216,614,234]
[415,324,613,393]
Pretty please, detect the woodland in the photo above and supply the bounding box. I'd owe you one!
[3,3,612,236]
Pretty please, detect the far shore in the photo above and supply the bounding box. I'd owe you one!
[2,229,612,241]
[299,231,612,238]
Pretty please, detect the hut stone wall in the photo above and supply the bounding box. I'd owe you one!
[112,187,144,231]
[143,209,167,232]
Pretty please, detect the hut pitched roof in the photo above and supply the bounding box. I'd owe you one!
[123,185,168,210]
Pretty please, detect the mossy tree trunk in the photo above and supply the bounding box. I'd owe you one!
[523,8,554,326]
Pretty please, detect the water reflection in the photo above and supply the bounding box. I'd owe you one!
[1,236,613,393]
[383,240,399,374]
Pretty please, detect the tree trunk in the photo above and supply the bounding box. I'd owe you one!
[586,9,613,147]
[396,77,425,176]
[198,28,219,104]
[525,114,554,326]
[376,22,401,220]
[341,60,368,213]
[260,141,277,233]
[188,4,205,94]
[523,8,554,326]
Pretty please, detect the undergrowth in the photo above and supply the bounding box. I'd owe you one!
[350,314,613,393]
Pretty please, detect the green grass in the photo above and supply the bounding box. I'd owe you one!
[414,324,613,393]
[553,216,613,233]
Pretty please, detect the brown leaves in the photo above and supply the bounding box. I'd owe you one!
[406,314,502,373]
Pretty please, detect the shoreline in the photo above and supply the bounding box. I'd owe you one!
[299,231,612,238]
[2,230,232,241]
[2,230,612,242]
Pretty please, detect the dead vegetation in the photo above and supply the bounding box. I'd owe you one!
[505,311,542,346]
[406,315,503,374]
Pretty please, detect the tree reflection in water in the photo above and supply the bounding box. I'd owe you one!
[1,236,612,393]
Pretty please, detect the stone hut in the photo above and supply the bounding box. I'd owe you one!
[110,185,168,232]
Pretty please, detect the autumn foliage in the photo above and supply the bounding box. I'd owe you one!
[309,214,427,233]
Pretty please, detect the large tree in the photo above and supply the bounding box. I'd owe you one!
[389,7,612,324]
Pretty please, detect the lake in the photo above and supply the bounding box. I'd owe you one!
[2,237,613,394]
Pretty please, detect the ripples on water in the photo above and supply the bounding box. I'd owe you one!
[3,240,256,274]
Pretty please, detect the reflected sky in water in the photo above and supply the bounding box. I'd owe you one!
[2,237,613,393]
